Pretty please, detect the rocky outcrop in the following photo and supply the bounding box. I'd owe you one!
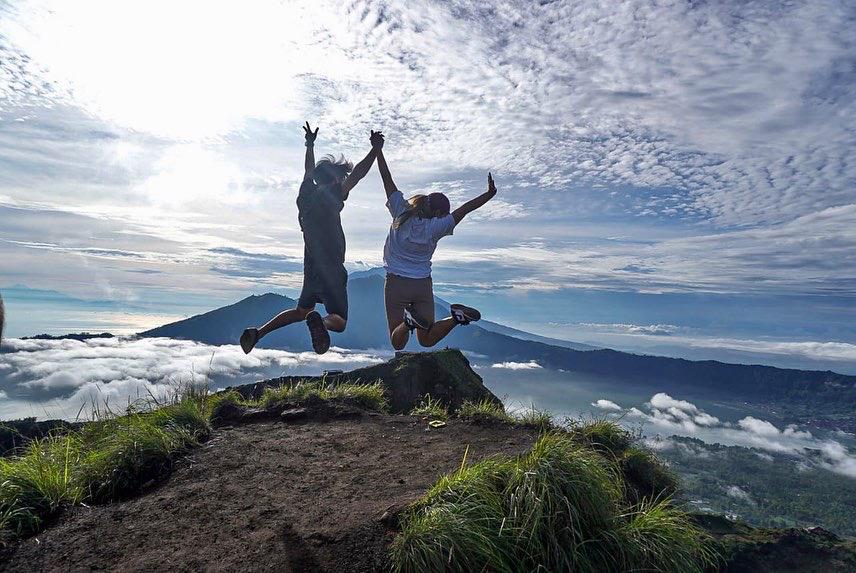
[225,348,501,414]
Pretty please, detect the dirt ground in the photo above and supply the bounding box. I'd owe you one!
[1,414,536,572]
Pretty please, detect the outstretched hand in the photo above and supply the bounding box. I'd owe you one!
[303,121,319,143]
[370,130,385,150]
[487,172,497,199]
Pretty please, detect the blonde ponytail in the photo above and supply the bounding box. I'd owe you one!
[392,194,431,230]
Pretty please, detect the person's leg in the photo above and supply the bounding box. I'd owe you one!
[324,313,346,332]
[321,266,348,333]
[412,277,452,347]
[241,271,319,354]
[416,316,457,347]
[257,306,313,338]
[416,281,481,347]
[241,305,313,354]
[385,275,410,350]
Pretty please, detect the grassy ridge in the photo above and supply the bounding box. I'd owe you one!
[0,379,384,545]
[258,379,387,412]
[0,392,212,544]
[391,419,719,572]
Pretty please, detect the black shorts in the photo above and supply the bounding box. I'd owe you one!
[298,261,348,320]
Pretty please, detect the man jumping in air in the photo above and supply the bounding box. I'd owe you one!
[240,123,384,354]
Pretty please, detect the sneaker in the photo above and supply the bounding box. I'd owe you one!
[450,303,481,325]
[305,310,331,354]
[240,328,259,354]
[403,307,431,331]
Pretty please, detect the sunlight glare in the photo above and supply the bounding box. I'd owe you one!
[4,0,361,139]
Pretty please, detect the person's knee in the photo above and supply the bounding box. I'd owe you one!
[328,320,346,333]
[416,332,436,348]
[389,328,407,350]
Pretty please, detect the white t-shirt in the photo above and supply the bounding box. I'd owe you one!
[383,190,455,279]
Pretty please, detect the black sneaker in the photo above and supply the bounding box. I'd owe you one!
[450,304,481,325]
[403,307,431,331]
[240,328,259,354]
[305,311,331,354]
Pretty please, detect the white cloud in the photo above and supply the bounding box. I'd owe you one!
[0,337,384,420]
[649,393,699,414]
[491,360,542,370]
[725,485,753,503]
[630,393,856,480]
[580,323,679,336]
[591,399,622,411]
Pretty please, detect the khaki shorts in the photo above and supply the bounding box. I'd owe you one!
[384,273,435,332]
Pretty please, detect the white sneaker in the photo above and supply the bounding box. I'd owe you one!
[403,308,431,331]
[450,304,481,325]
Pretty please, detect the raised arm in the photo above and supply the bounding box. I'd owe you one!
[452,172,497,224]
[341,130,383,200]
[375,147,398,199]
[303,121,318,182]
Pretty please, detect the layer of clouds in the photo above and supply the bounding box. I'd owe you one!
[491,360,542,370]
[579,323,680,336]
[560,321,856,363]
[0,336,384,420]
[623,393,856,479]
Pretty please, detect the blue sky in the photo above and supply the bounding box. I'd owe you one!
[1,0,855,369]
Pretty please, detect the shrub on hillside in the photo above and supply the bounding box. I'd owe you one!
[391,431,719,573]
[621,446,679,503]
[458,398,514,425]
[573,418,634,458]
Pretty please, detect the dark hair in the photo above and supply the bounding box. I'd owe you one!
[315,154,353,186]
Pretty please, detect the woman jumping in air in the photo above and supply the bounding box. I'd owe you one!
[374,137,497,350]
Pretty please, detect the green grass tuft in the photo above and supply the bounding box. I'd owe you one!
[621,446,679,503]
[513,406,554,432]
[617,498,720,572]
[573,418,634,458]
[410,395,449,421]
[392,457,517,573]
[392,432,719,572]
[0,435,83,539]
[505,432,622,570]
[260,379,388,412]
[457,398,514,424]
[77,415,198,503]
[0,392,214,544]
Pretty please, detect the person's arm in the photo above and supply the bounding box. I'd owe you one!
[376,150,398,200]
[452,172,497,224]
[303,121,318,182]
[341,130,384,200]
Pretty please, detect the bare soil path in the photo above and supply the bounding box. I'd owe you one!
[1,415,536,572]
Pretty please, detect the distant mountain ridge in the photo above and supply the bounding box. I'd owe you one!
[140,275,856,411]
